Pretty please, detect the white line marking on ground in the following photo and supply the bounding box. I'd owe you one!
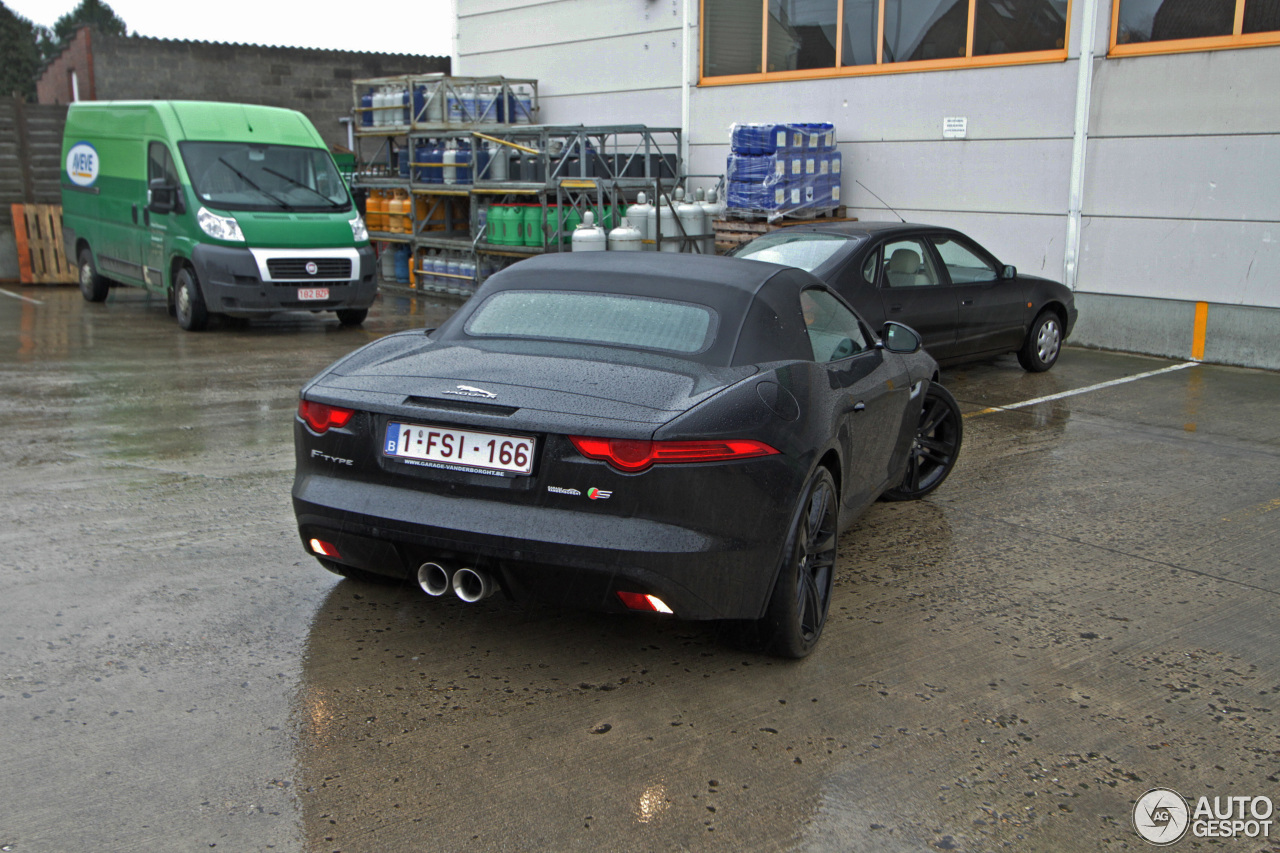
[965,361,1200,418]
[0,288,44,305]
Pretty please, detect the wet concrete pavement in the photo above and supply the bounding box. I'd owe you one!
[1,286,1278,852]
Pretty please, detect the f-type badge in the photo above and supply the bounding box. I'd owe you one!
[443,385,498,399]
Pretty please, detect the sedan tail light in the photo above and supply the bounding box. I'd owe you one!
[298,399,355,433]
[570,436,779,473]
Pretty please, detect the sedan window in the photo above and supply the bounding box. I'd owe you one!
[733,232,857,271]
[465,290,717,355]
[881,239,941,288]
[800,288,870,362]
[932,235,998,283]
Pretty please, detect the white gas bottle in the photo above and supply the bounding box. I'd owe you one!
[657,194,681,253]
[487,141,508,181]
[628,191,655,250]
[442,143,457,185]
[607,217,643,251]
[572,211,607,252]
[699,189,726,255]
[676,195,706,254]
[673,186,685,202]
[695,187,706,202]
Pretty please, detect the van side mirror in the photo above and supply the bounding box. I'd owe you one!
[148,178,182,215]
[1002,264,1017,279]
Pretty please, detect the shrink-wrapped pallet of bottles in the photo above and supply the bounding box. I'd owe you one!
[725,123,842,220]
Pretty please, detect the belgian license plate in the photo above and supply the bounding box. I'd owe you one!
[298,287,329,301]
[384,421,535,476]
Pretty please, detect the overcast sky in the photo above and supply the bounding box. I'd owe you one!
[10,0,455,57]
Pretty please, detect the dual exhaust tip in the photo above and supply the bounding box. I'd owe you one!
[417,562,498,603]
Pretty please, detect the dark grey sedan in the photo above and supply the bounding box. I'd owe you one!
[732,222,1078,371]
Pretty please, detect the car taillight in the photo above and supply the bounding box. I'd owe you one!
[569,436,779,473]
[298,399,355,433]
[617,591,674,614]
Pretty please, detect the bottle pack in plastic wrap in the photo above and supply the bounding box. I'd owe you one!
[726,122,841,219]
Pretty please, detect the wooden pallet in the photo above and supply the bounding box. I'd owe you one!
[11,204,77,284]
[713,209,858,251]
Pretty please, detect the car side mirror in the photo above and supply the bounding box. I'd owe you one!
[881,321,922,354]
[148,178,182,215]
[1002,264,1017,279]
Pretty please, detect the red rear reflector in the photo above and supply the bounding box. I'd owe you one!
[570,436,778,473]
[299,400,355,433]
[309,538,341,558]
[617,591,674,614]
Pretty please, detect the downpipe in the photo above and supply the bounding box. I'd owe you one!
[452,566,499,603]
[417,562,452,597]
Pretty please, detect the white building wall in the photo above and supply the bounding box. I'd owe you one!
[458,0,1280,369]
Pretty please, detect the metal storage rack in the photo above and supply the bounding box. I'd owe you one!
[350,75,689,296]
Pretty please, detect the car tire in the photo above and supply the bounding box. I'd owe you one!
[740,466,839,659]
[336,308,368,327]
[1017,310,1063,372]
[316,557,400,585]
[174,267,209,332]
[882,383,962,502]
[78,248,109,302]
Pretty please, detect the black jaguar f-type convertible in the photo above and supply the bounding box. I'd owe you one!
[292,252,961,657]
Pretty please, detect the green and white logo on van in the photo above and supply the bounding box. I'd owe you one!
[65,141,99,187]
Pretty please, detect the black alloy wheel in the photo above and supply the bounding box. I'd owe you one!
[883,383,962,502]
[1017,310,1063,372]
[753,466,839,658]
[78,248,109,302]
[174,266,209,332]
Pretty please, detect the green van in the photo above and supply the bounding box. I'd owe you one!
[61,100,375,330]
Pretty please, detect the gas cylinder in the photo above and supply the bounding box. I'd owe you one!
[487,205,508,245]
[699,189,726,255]
[607,217,643,251]
[676,194,706,254]
[657,195,680,253]
[366,190,385,233]
[487,141,508,181]
[571,211,607,252]
[361,90,374,127]
[628,191,654,250]
[442,143,457,185]
[379,245,396,280]
[394,245,410,283]
[454,142,472,184]
[522,204,543,247]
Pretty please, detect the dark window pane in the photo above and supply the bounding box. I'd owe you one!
[842,0,881,64]
[705,0,765,76]
[767,0,839,71]
[973,0,1068,54]
[883,0,969,62]
[1116,0,1234,43]
[1244,0,1280,33]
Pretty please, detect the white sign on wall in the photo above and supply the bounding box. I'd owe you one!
[943,117,968,139]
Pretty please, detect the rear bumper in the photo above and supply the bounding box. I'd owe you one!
[191,244,377,315]
[291,466,797,621]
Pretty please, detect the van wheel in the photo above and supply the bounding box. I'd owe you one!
[336,308,368,326]
[175,267,209,331]
[78,249,109,302]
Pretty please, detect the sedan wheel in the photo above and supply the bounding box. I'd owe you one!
[883,383,962,502]
[1017,310,1063,372]
[746,467,838,658]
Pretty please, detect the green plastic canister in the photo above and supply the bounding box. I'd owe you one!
[522,204,543,247]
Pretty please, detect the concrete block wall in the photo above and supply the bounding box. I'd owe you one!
[38,29,450,149]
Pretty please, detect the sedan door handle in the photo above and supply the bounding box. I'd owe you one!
[851,401,866,413]
[888,303,902,312]
[960,298,974,307]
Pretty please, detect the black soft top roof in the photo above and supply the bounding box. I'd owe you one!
[434,252,819,367]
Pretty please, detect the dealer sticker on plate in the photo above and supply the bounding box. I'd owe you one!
[384,421,535,476]
[298,287,329,301]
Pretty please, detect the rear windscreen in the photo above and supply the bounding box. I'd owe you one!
[464,290,717,355]
[733,232,857,271]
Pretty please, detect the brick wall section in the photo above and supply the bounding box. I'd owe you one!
[35,27,94,105]
[37,28,449,148]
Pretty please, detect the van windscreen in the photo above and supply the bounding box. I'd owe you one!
[179,142,350,213]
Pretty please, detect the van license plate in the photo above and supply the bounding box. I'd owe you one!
[298,287,329,301]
